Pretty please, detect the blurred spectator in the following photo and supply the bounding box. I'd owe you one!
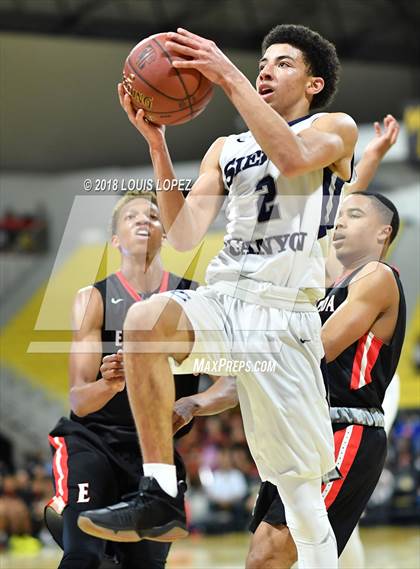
[204,447,248,504]
[0,204,49,253]
[199,446,249,534]
[0,452,53,552]
[176,407,258,534]
[364,409,420,524]
[231,443,259,481]
[0,473,32,549]
[177,407,259,489]
[230,413,248,445]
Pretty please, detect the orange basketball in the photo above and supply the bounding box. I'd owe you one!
[122,33,213,126]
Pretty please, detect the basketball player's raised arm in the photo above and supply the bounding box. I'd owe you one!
[166,29,357,180]
[223,101,357,181]
[321,263,398,363]
[346,115,400,193]
[172,376,238,433]
[118,83,225,250]
[69,287,125,417]
[159,137,226,250]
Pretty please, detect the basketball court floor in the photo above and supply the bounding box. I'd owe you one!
[1,526,418,568]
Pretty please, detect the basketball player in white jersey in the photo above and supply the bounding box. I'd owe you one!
[79,25,357,568]
[168,115,401,569]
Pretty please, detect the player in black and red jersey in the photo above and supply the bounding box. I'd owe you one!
[45,192,199,569]
[246,190,406,567]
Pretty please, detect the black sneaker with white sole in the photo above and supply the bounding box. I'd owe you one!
[77,477,188,543]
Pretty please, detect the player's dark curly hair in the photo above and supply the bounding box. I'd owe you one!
[262,24,340,109]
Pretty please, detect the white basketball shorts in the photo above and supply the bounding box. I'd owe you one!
[161,282,335,482]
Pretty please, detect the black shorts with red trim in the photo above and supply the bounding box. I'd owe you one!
[249,423,387,555]
[48,418,140,516]
[48,416,187,515]
[47,417,186,568]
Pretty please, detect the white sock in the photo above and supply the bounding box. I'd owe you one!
[143,463,178,498]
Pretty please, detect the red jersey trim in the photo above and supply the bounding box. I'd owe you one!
[350,331,383,390]
[115,270,170,301]
[322,425,363,509]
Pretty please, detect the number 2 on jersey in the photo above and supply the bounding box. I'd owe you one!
[255,175,281,222]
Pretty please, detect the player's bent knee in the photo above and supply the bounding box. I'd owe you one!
[124,297,171,342]
[124,296,188,340]
[124,298,161,336]
[286,508,331,545]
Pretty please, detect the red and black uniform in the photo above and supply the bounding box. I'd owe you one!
[47,271,199,569]
[250,262,406,555]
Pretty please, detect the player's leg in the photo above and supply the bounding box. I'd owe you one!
[246,476,336,569]
[60,506,105,569]
[324,425,387,557]
[51,437,119,569]
[246,522,296,569]
[247,481,297,569]
[123,295,194,496]
[239,391,337,569]
[237,308,338,568]
[280,311,337,568]
[79,289,231,543]
[277,475,338,569]
[339,375,401,569]
[78,294,193,543]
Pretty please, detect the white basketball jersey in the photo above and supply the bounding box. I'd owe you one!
[205,113,354,302]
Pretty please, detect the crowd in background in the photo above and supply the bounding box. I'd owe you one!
[379,411,420,522]
[0,207,49,253]
[0,449,54,554]
[0,408,419,553]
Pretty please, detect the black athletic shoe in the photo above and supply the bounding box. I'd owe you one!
[77,477,188,543]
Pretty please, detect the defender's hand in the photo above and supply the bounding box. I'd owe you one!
[364,114,400,159]
[173,397,199,433]
[101,350,125,392]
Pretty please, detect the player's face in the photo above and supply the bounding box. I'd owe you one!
[256,43,314,115]
[333,195,390,265]
[113,198,163,258]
